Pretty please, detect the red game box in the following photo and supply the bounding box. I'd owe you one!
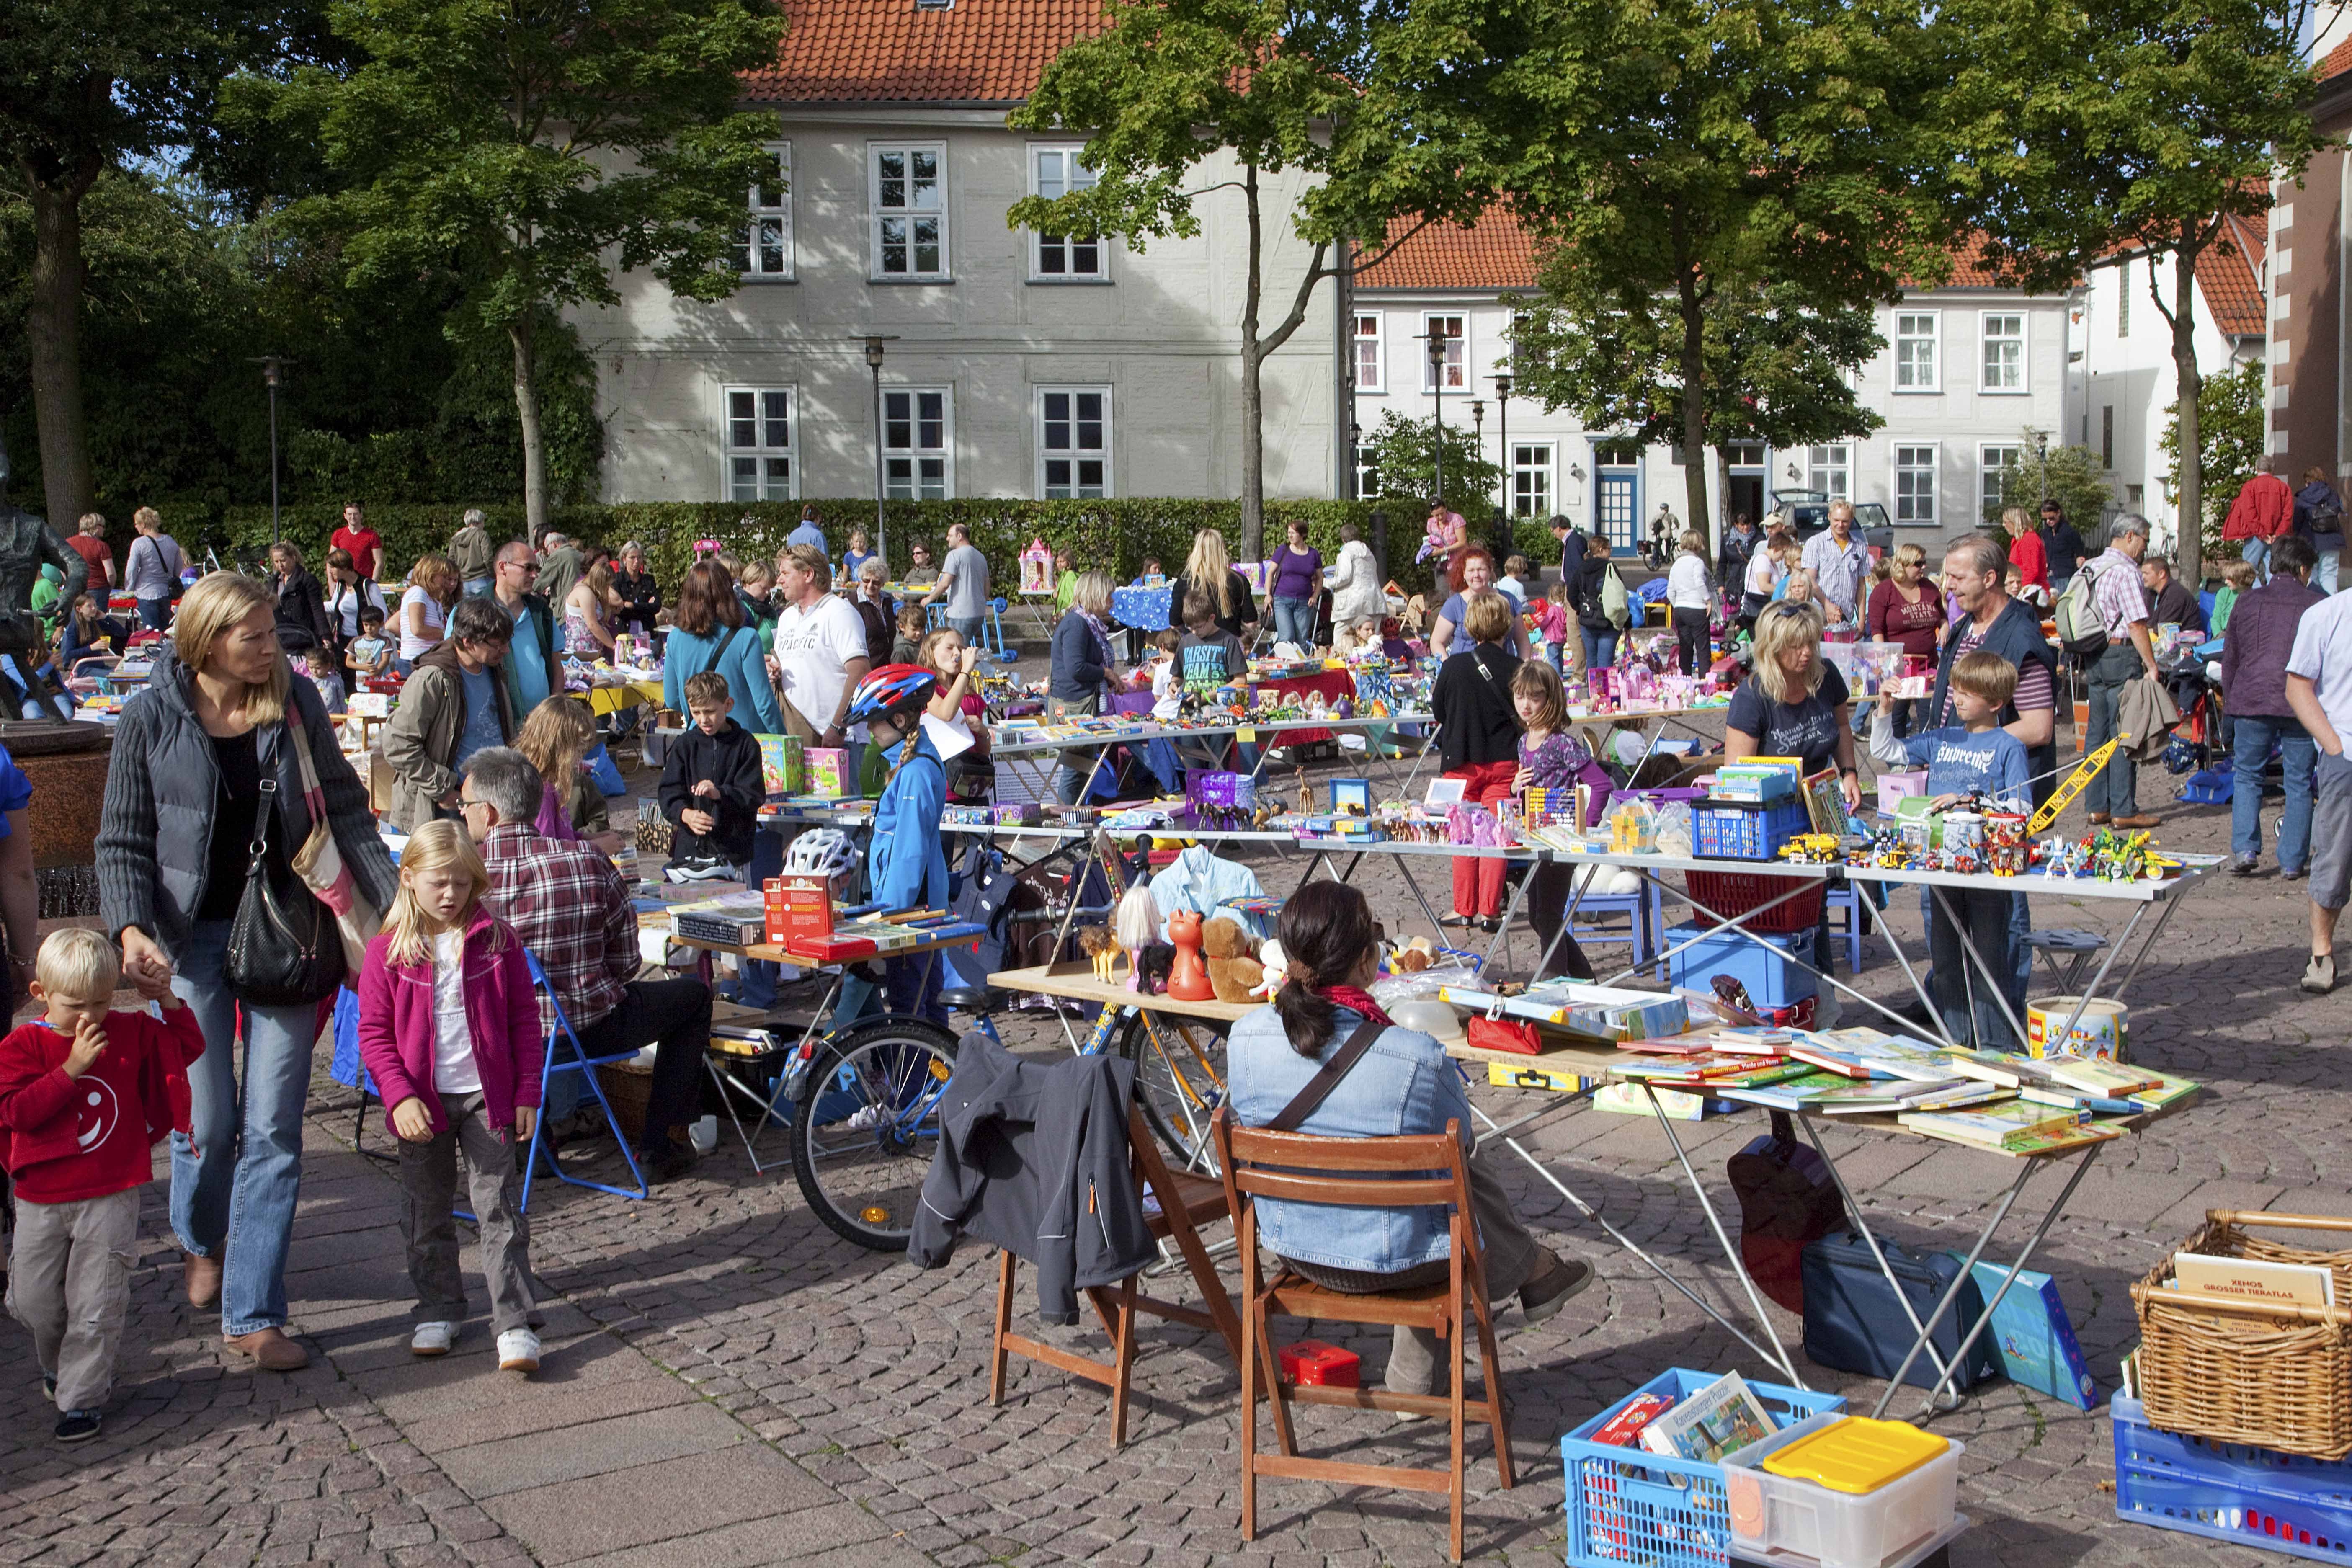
[1278,1340,1361,1389]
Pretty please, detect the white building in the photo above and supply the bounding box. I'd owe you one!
[574,0,1340,507]
[2072,221,2268,549]
[1348,214,2083,555]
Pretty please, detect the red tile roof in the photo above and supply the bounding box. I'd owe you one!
[1353,211,1540,291]
[743,0,1108,105]
[2322,35,2352,81]
[2204,214,2269,337]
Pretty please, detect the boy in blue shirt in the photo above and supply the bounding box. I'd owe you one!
[1870,650,2032,1051]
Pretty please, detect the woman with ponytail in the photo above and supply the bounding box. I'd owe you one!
[1229,882,1592,1397]
[828,664,949,1029]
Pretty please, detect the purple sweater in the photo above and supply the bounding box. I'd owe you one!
[355,909,546,1136]
[2223,574,2325,718]
[1271,544,1323,602]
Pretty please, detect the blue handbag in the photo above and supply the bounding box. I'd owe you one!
[585,742,626,797]
[1800,1230,2000,1390]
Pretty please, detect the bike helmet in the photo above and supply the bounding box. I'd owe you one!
[785,828,859,879]
[846,662,936,727]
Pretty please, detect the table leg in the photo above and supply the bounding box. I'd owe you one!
[1388,855,1455,946]
[1475,854,1541,971]
[1932,886,2035,1050]
[1864,1155,2043,1420]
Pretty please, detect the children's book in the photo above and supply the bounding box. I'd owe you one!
[1810,1078,1981,1115]
[2043,1055,2163,1097]
[1590,1392,1677,1448]
[2124,1069,2203,1114]
[1716,1069,1855,1111]
[1896,1098,2092,1151]
[1638,1370,1777,1463]
[2169,1253,2337,1311]
[1960,1259,2100,1409]
[1710,1028,1796,1056]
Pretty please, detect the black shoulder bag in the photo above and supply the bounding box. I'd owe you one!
[224,771,348,1007]
[1267,1017,1389,1132]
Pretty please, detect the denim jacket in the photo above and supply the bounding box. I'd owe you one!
[1226,1004,1474,1273]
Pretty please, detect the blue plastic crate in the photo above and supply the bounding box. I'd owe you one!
[2113,1394,2352,1563]
[2180,760,2234,805]
[1563,1369,1845,1568]
[1663,923,1818,1008]
[1692,799,1813,861]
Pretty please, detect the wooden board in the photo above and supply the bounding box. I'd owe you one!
[1443,1035,1623,1074]
[990,961,1258,1023]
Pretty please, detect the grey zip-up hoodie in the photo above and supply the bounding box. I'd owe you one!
[908,1028,1156,1324]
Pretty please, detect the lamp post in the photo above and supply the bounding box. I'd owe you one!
[1493,374,1513,523]
[2033,429,2050,506]
[250,356,292,545]
[856,335,899,570]
[1425,330,1450,509]
[1348,418,1362,501]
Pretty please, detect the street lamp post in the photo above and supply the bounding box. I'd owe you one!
[859,335,897,571]
[1425,331,1449,510]
[2033,429,2050,506]
[1348,419,1362,501]
[250,356,292,545]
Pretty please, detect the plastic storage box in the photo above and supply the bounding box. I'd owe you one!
[1694,798,1815,861]
[1723,1416,1961,1568]
[1562,1368,1847,1568]
[1666,923,1819,1009]
[2112,1393,2352,1563]
[1684,870,1828,933]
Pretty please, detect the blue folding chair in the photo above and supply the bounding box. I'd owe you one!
[984,597,1013,659]
[519,951,648,1211]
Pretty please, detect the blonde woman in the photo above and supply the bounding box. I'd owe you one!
[1172,529,1258,641]
[399,553,458,671]
[96,572,398,1371]
[565,560,616,658]
[1665,528,1714,675]
[353,820,546,1372]
[1725,600,1859,810]
[512,695,616,848]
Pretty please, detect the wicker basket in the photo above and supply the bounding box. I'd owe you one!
[2133,1210,2352,1460]
[595,1060,655,1147]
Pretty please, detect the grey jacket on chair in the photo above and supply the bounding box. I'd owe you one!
[98,647,400,960]
[908,1028,1156,1324]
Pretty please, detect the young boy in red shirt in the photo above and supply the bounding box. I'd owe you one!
[0,929,205,1442]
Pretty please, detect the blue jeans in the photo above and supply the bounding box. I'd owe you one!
[2083,644,2141,816]
[1924,888,2026,1050]
[170,920,324,1337]
[1272,596,1316,647]
[1581,627,1619,671]
[2318,549,2343,597]
[2232,713,2317,872]
[137,597,170,631]
[2242,537,2272,585]
[948,616,985,648]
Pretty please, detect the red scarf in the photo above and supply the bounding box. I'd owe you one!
[1320,985,1394,1028]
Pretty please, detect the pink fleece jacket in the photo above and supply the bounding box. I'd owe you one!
[355,908,546,1136]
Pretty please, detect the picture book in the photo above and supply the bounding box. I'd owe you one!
[1788,1044,1889,1080]
[2125,1069,2203,1114]
[1899,1082,2016,1114]
[1994,1120,2125,1156]
[1810,1078,1980,1115]
[1615,1034,1722,1057]
[1589,1392,1677,1449]
[1937,1045,2041,1089]
[1717,1070,1857,1111]
[1592,1083,1735,1119]
[2169,1253,2338,1311]
[2043,1055,2163,1097]
[1710,1028,1796,1056]
[1961,1259,2099,1409]
[2019,1086,2143,1115]
[1638,1370,1777,1463]
[1896,1098,2092,1151]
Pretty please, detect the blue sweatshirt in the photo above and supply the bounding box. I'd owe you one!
[1874,716,2031,809]
[869,732,948,911]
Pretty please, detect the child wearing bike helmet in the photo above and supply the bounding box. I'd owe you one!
[833,664,952,1029]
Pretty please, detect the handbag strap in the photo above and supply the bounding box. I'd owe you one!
[284,701,327,820]
[1267,1017,1388,1134]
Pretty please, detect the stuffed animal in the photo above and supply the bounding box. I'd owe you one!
[1136,943,1176,994]
[1202,916,1264,1004]
[1248,937,1286,999]
[1389,935,1437,974]
[1079,926,1117,984]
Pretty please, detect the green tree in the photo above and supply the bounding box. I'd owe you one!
[1358,409,1504,523]
[2160,357,2266,562]
[1943,0,2321,585]
[1008,0,1513,557]
[1980,441,2114,542]
[254,0,786,537]
[1496,0,1957,539]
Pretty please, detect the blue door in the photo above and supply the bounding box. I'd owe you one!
[1594,455,1641,554]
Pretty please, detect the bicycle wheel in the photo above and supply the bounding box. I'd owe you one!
[790,1017,959,1251]
[1115,1008,1230,1168]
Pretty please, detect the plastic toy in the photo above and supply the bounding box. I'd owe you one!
[1165,910,1216,1001]
[1777,833,1842,865]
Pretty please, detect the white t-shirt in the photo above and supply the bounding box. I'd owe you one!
[400,585,445,660]
[431,929,482,1096]
[941,544,991,619]
[2286,590,2352,740]
[773,593,872,737]
[326,579,387,639]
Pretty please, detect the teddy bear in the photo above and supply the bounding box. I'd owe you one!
[1202,916,1265,1004]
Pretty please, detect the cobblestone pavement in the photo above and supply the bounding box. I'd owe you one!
[3,731,2344,1566]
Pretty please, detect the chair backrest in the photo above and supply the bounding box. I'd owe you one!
[522,948,583,1053]
[1212,1109,1472,1217]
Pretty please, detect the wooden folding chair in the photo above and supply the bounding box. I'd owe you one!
[990,1104,1241,1446]
[1211,1108,1512,1564]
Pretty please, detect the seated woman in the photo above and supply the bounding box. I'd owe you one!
[1226,882,1591,1398]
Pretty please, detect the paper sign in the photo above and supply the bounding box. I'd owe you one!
[920,711,976,762]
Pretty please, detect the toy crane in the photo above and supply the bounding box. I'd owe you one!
[2027,735,2128,836]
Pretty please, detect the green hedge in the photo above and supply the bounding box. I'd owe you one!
[204,499,1570,599]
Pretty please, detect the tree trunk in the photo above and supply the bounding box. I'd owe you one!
[25,167,98,529]
[511,315,548,543]
[2169,230,2205,583]
[1238,160,1265,560]
[1676,268,1712,548]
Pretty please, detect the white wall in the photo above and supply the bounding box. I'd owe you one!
[571,109,1337,505]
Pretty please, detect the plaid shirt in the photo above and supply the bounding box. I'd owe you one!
[2086,547,2151,641]
[480,823,636,1032]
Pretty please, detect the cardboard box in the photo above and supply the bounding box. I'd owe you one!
[764,875,833,948]
[756,734,802,795]
[806,747,848,798]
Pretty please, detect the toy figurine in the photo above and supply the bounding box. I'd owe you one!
[1166,909,1217,1001]
[1113,883,1161,983]
[1080,926,1118,983]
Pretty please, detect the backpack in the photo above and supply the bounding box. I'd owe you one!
[2053,560,2109,661]
[1600,565,1631,630]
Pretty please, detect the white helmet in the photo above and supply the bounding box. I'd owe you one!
[785,829,858,879]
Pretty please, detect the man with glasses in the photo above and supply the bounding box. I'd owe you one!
[380,596,514,831]
[492,541,557,715]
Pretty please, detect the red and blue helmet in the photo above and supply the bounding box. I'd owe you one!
[846,663,937,727]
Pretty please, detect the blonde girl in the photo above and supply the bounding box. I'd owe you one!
[1176,528,1255,638]
[511,696,613,846]
[399,553,457,670]
[354,820,547,1374]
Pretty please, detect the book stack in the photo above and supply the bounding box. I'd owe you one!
[1896,1097,2118,1154]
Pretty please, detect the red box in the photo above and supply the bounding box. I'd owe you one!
[1278,1340,1360,1389]
[765,875,832,947]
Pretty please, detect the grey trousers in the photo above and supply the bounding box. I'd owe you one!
[399,1093,543,1335]
[7,1186,140,1412]
[1280,1145,1543,1396]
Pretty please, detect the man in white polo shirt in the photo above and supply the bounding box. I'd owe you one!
[2286,586,2352,993]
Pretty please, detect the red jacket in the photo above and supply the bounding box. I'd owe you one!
[355,908,545,1137]
[2223,473,2294,542]
[0,1005,206,1203]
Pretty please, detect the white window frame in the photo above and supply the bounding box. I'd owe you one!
[1979,443,2021,520]
[1422,314,1466,391]
[1893,443,1938,525]
[1510,443,1553,518]
[1027,146,1103,280]
[1980,312,2026,393]
[1351,312,1385,394]
[1808,444,1851,500]
[883,387,954,501]
[869,143,948,280]
[1036,386,1110,499]
[722,386,797,502]
[733,143,792,280]
[1894,310,1940,392]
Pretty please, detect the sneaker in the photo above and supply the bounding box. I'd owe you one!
[2285,867,2309,881]
[54,1409,100,1443]
[40,1375,54,1400]
[2304,954,2338,995]
[497,1329,542,1375]
[1519,1252,1597,1325]
[410,1321,457,1358]
[2230,856,2261,877]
